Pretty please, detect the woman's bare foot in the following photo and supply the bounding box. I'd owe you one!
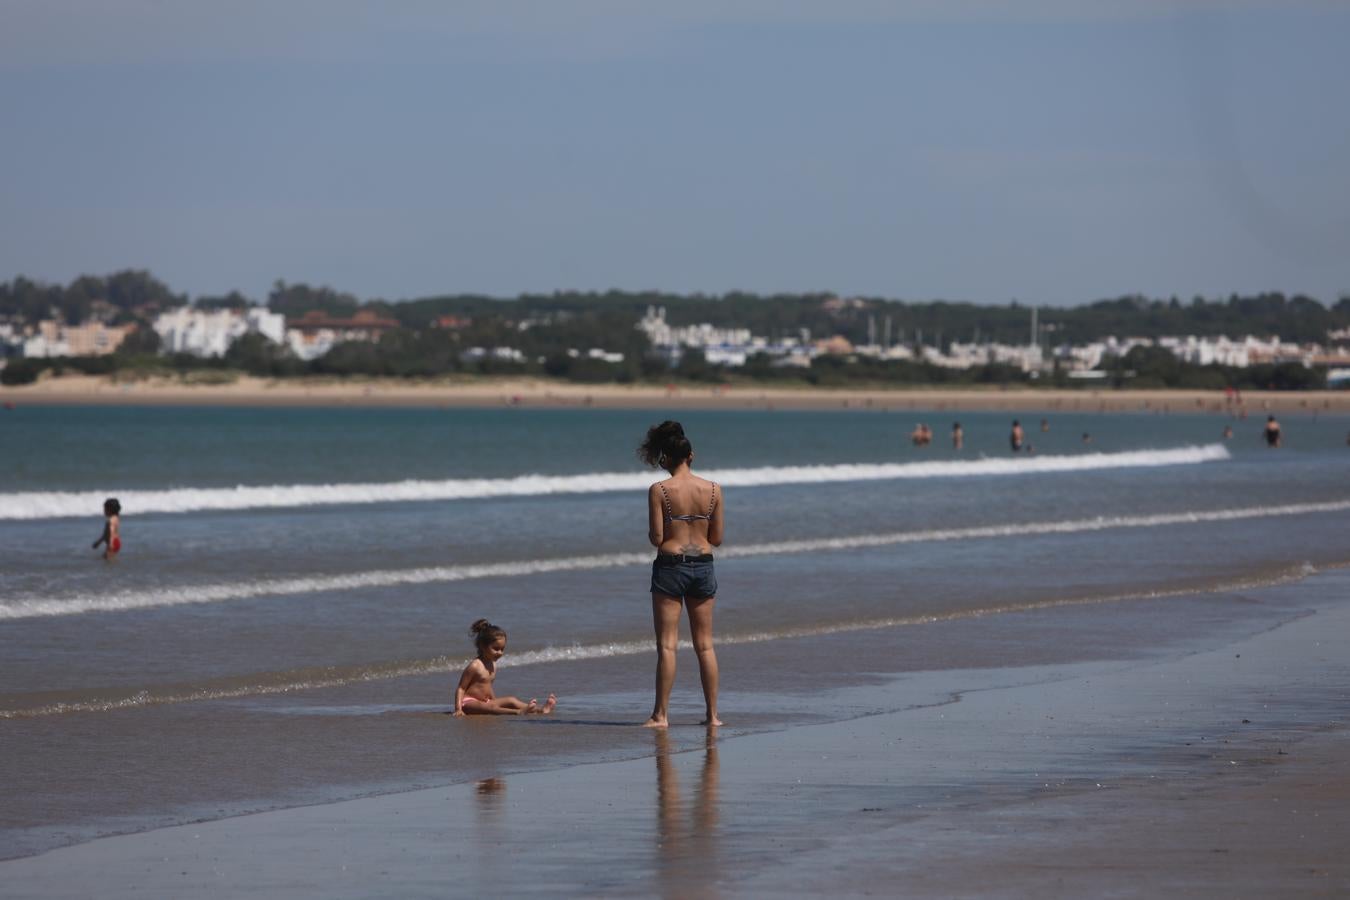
[701,716,723,727]
[540,693,557,715]
[642,716,668,728]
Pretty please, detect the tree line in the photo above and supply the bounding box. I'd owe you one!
[1,271,1346,389]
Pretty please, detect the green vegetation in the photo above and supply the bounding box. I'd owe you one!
[2,272,1348,389]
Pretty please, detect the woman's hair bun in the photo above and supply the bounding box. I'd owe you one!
[638,420,693,468]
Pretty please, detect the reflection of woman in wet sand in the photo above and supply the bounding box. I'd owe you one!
[639,421,725,728]
[654,728,720,882]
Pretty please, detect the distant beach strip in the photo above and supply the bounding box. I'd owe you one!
[1,444,1230,520]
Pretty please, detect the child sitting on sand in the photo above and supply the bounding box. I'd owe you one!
[92,497,121,560]
[453,619,556,716]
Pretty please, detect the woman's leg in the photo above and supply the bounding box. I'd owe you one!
[645,592,684,727]
[686,597,721,726]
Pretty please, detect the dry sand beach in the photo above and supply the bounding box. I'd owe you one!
[5,372,1350,415]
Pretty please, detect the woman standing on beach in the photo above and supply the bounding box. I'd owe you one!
[639,421,724,728]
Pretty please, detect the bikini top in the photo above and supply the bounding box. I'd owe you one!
[659,482,718,523]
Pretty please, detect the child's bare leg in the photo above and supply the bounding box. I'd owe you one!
[496,696,535,715]
[467,697,530,715]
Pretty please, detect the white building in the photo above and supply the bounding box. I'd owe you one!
[637,306,752,350]
[1157,336,1250,367]
[154,307,286,358]
[283,310,400,361]
[460,346,526,364]
[944,341,1045,372]
[638,305,810,367]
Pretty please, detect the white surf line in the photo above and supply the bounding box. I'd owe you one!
[0,561,1319,718]
[0,444,1230,520]
[2,497,1345,621]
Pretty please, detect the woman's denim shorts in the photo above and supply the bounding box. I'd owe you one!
[650,555,718,600]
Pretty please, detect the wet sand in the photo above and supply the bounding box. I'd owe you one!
[4,372,1348,414]
[4,571,1347,898]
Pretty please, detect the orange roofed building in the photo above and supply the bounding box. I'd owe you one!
[285,309,402,361]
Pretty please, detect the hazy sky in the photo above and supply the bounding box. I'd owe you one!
[2,1,1347,307]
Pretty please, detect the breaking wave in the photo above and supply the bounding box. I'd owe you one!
[0,444,1230,520]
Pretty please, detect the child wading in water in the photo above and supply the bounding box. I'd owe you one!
[453,619,557,716]
[92,498,121,560]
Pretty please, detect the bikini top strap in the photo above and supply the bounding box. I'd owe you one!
[658,482,674,519]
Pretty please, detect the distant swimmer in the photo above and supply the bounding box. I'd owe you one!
[1264,415,1282,448]
[1010,420,1024,453]
[1040,418,1049,433]
[1223,425,1233,440]
[92,497,121,561]
[1081,432,1092,444]
[910,423,932,447]
[952,422,964,450]
[453,619,556,716]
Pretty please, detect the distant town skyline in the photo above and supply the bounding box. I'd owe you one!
[2,1,1347,308]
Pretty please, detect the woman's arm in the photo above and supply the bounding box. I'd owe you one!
[647,483,665,548]
[93,521,109,549]
[707,484,724,547]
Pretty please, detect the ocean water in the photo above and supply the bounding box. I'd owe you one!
[2,404,1348,859]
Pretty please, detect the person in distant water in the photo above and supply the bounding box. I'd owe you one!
[639,421,724,728]
[92,498,121,560]
[910,423,932,447]
[1081,432,1092,445]
[1264,415,1282,448]
[1223,425,1234,440]
[1010,420,1024,452]
[951,422,964,450]
[453,619,556,716]
[1040,418,1050,433]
